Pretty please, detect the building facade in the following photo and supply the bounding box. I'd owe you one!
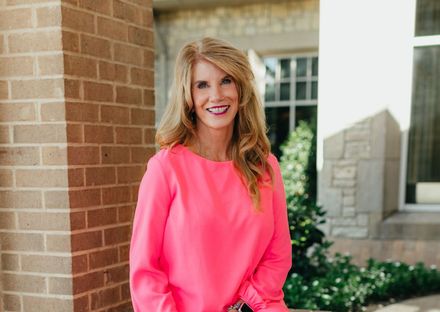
[153,0,440,268]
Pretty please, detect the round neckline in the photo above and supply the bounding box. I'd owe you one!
[178,144,233,165]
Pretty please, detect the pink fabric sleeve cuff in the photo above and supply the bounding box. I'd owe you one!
[238,280,267,311]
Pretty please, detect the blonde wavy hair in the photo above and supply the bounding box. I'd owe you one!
[156,37,273,211]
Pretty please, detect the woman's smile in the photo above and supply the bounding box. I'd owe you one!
[206,105,230,115]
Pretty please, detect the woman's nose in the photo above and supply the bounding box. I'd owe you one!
[209,85,224,102]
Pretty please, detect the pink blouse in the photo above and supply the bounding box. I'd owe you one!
[129,144,292,312]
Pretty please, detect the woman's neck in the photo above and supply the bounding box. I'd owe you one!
[191,127,233,162]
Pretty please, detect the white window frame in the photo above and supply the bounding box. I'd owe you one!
[399,31,440,211]
[262,52,318,133]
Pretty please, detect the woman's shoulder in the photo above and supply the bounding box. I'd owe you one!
[267,153,280,168]
[148,144,185,165]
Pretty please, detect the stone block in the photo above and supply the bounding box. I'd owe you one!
[343,195,355,207]
[318,187,342,217]
[343,207,356,217]
[357,160,384,212]
[357,214,369,226]
[333,165,356,179]
[344,141,370,159]
[332,226,368,238]
[370,111,386,159]
[323,131,344,159]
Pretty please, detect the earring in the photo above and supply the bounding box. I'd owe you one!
[190,110,196,123]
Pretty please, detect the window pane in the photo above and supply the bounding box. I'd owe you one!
[296,58,307,77]
[312,57,319,76]
[265,106,290,158]
[296,82,307,100]
[265,58,277,80]
[280,59,291,79]
[280,82,290,100]
[311,81,318,99]
[265,83,276,102]
[416,0,440,36]
[295,106,317,129]
[406,46,440,204]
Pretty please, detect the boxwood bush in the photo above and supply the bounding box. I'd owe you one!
[280,121,440,311]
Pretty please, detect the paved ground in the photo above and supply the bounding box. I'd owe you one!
[290,294,440,312]
[366,294,440,312]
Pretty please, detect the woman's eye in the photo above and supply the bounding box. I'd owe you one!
[196,82,208,89]
[222,77,232,85]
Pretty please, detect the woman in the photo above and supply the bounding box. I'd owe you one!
[129,37,292,312]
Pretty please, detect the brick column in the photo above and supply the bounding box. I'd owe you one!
[0,0,154,311]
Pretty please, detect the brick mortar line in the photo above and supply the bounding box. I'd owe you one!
[60,26,155,52]
[62,54,155,73]
[117,0,154,11]
[0,229,71,234]
[1,3,62,10]
[60,2,153,32]
[1,251,71,256]
[69,207,137,213]
[0,98,64,103]
[0,26,62,35]
[2,270,72,278]
[62,99,156,109]
[0,50,65,57]
[0,208,74,213]
[3,75,64,80]
[66,142,156,146]
[1,290,73,300]
[71,261,130,277]
[70,222,132,233]
[64,78,155,91]
[0,121,67,125]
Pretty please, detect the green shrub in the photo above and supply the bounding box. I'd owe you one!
[279,120,332,279]
[279,121,440,311]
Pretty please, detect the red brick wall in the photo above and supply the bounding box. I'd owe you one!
[0,0,154,311]
[0,1,72,311]
[61,0,155,311]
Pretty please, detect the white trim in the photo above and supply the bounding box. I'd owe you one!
[413,35,440,47]
[401,204,440,212]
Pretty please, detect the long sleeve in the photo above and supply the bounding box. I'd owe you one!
[238,156,292,311]
[129,156,178,312]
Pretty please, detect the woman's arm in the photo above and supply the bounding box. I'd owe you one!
[238,156,292,311]
[129,156,178,312]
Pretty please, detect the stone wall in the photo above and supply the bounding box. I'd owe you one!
[319,111,401,239]
[0,0,154,311]
[154,0,319,123]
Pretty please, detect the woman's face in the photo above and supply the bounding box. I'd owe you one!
[191,58,239,135]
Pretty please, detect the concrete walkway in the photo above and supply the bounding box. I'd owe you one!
[366,294,440,312]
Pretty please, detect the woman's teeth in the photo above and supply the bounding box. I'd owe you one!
[207,106,229,114]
